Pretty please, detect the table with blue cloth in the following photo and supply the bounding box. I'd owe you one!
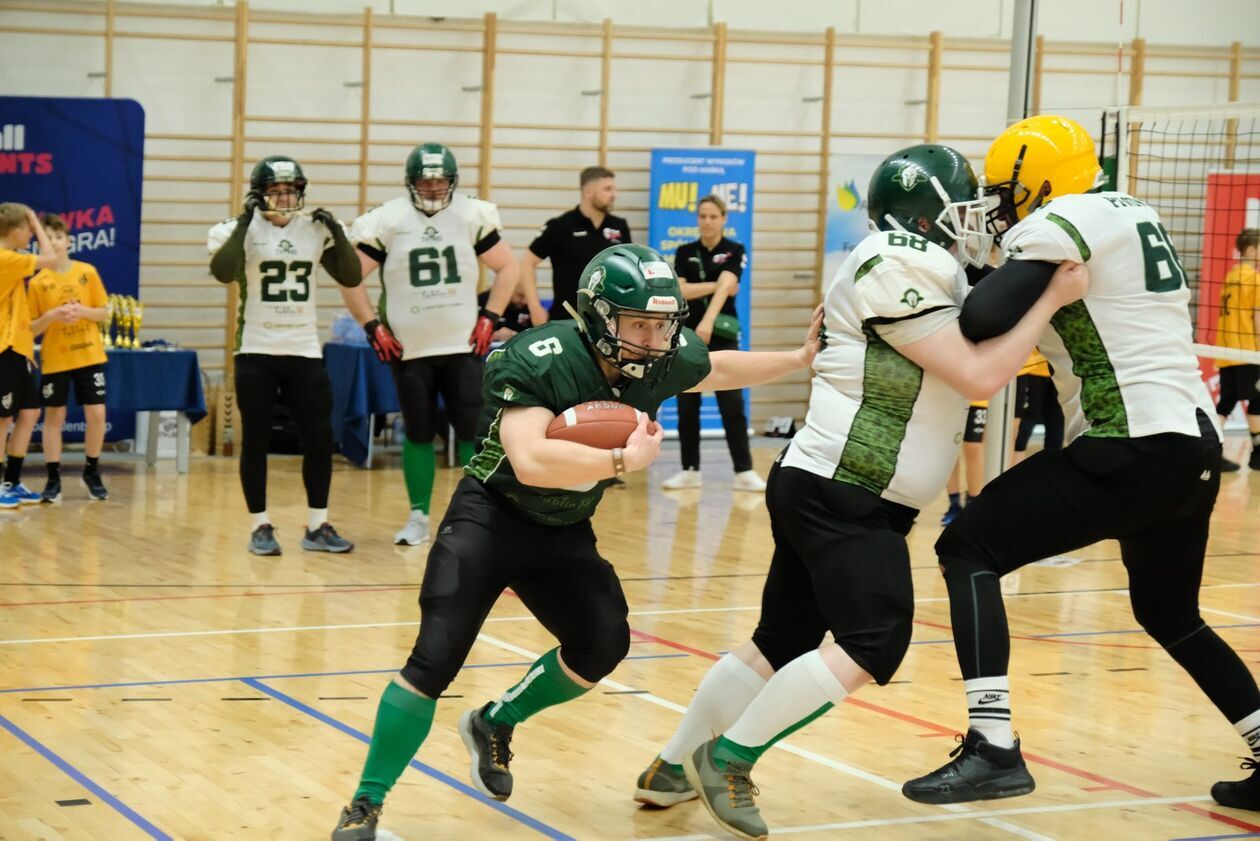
[46,347,207,474]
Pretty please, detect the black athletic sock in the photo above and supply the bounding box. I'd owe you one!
[84,455,99,474]
[46,461,60,480]
[4,455,24,485]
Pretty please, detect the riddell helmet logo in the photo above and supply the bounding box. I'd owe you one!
[0,124,54,175]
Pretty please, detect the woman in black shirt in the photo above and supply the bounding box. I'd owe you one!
[663,195,764,492]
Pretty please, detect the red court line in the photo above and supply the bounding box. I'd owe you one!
[628,624,1260,833]
[0,585,415,609]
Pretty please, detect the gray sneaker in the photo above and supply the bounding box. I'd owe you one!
[302,523,354,553]
[683,739,768,841]
[330,797,380,840]
[248,524,282,556]
[635,755,698,807]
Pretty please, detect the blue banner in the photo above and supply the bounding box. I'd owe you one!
[647,148,755,433]
[1,96,145,441]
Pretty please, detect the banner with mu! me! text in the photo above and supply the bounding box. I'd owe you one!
[648,149,755,434]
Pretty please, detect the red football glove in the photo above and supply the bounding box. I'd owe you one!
[364,319,403,362]
[469,308,501,356]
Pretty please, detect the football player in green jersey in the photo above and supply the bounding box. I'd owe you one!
[330,244,823,840]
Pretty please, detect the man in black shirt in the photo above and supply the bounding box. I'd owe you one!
[521,166,632,323]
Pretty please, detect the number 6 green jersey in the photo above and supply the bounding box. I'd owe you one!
[1001,192,1218,442]
[350,194,503,360]
[466,320,712,526]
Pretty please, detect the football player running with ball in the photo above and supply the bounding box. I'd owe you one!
[902,117,1260,813]
[342,143,518,546]
[208,155,362,555]
[636,145,1087,841]
[330,243,824,840]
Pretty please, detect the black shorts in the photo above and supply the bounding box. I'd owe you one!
[1216,363,1259,417]
[750,456,917,685]
[0,349,40,418]
[391,352,485,443]
[400,476,630,697]
[41,364,107,407]
[963,404,988,443]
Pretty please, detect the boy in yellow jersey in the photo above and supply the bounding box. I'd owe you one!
[1011,348,1062,465]
[28,214,111,502]
[942,400,986,525]
[1215,228,1260,471]
[0,203,57,509]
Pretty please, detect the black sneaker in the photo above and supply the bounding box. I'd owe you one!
[248,524,282,556]
[82,470,108,501]
[330,797,381,840]
[902,728,1036,804]
[1212,757,1260,810]
[41,477,62,504]
[1222,456,1242,472]
[458,702,514,800]
[1249,449,1260,471]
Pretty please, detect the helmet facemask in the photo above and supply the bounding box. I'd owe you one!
[253,158,307,218]
[579,293,687,380]
[930,174,993,268]
[982,143,1045,242]
[407,152,458,216]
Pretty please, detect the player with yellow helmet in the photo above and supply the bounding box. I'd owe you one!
[904,115,1260,813]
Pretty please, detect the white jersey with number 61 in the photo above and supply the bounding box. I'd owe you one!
[351,194,503,360]
[1001,191,1218,443]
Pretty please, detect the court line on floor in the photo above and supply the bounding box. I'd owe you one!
[241,678,575,840]
[609,628,1260,834]
[475,632,1049,841]
[0,653,688,695]
[0,713,172,840]
[640,794,1217,840]
[913,619,1260,654]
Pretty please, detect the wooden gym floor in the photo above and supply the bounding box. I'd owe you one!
[1,437,1259,841]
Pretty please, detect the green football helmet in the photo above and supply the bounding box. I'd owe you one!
[249,155,307,215]
[867,144,992,267]
[574,244,689,380]
[405,143,458,215]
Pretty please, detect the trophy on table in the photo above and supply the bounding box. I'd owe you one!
[131,297,144,348]
[103,294,117,348]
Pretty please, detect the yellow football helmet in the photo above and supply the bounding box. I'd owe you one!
[983,115,1102,237]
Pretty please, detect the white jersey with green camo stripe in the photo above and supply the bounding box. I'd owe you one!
[206,214,338,358]
[1001,192,1218,443]
[782,230,970,510]
[350,194,503,360]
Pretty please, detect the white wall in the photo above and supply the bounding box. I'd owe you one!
[2,0,1257,420]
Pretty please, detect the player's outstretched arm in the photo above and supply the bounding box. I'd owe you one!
[687,304,823,393]
[501,407,662,488]
[899,262,1088,400]
[957,259,1059,341]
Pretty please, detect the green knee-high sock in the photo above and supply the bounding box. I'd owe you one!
[484,647,590,728]
[401,439,435,514]
[354,681,436,804]
[712,703,832,767]
[457,440,476,467]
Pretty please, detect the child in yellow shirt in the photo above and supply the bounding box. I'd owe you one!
[28,213,112,501]
[0,203,57,509]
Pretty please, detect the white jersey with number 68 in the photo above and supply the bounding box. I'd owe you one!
[351,194,503,360]
[1001,192,1217,443]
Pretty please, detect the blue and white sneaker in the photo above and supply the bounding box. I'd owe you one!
[0,481,41,506]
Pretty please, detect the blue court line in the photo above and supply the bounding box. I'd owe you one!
[0,713,172,840]
[0,652,689,695]
[242,678,576,840]
[908,622,1260,646]
[1169,832,1260,840]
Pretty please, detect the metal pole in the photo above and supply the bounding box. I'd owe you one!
[984,0,1039,485]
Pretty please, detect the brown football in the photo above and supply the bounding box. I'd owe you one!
[546,401,643,449]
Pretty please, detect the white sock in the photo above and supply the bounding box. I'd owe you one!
[723,650,849,750]
[1234,708,1260,760]
[308,508,328,532]
[250,511,270,530]
[966,676,1014,748]
[659,653,767,765]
